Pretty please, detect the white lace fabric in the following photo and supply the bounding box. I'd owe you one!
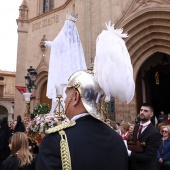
[45,20,87,109]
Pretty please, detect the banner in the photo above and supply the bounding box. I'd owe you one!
[15,86,36,99]
[15,86,26,94]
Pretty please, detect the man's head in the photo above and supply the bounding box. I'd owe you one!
[168,113,170,118]
[64,87,86,119]
[160,111,164,115]
[139,103,154,123]
[64,70,104,120]
[120,123,130,134]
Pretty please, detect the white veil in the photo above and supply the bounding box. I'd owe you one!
[45,19,87,110]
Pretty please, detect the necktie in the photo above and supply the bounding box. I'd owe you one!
[137,125,143,139]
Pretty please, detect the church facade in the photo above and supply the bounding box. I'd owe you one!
[15,0,170,122]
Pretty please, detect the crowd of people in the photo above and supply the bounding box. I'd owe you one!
[0,107,170,169]
[106,107,170,170]
[0,72,170,169]
[0,115,37,170]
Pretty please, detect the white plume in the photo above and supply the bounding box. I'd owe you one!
[94,21,135,103]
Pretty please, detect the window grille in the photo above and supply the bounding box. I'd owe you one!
[43,0,54,13]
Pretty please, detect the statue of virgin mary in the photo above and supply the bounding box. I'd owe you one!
[45,13,87,110]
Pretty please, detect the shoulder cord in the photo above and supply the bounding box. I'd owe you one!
[59,130,72,170]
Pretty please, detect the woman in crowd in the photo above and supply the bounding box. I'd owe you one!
[105,119,119,131]
[127,123,135,141]
[14,115,25,133]
[157,123,166,135]
[1,132,36,170]
[0,117,11,170]
[120,122,130,140]
[157,125,170,170]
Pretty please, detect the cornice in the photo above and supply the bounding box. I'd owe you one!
[17,30,28,33]
[0,97,14,101]
[16,19,29,23]
[0,72,16,77]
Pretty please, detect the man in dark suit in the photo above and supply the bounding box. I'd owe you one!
[36,70,128,170]
[127,103,161,170]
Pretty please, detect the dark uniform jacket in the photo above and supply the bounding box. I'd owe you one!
[36,115,128,170]
[129,123,161,170]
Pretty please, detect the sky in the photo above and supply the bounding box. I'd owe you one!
[0,0,23,72]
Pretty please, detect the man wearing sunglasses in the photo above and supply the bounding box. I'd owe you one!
[157,125,170,170]
[127,103,161,170]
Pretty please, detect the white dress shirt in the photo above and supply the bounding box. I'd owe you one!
[140,120,151,133]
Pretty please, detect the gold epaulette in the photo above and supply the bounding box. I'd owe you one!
[59,130,72,170]
[46,121,76,134]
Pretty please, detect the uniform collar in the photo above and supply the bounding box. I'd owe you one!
[71,113,90,121]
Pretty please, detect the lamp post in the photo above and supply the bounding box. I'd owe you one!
[25,66,37,93]
[23,66,37,116]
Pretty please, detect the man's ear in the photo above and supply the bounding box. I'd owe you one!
[72,91,80,106]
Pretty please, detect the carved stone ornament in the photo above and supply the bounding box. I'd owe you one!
[134,0,170,12]
[19,0,28,20]
[116,0,170,27]
[36,54,48,74]
[39,35,47,53]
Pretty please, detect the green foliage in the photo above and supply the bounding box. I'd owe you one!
[33,103,50,116]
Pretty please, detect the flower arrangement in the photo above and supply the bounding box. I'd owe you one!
[25,103,68,145]
[33,103,50,116]
[27,113,68,135]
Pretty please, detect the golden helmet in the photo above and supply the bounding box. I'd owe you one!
[67,70,104,120]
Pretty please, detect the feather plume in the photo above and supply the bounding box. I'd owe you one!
[94,21,135,103]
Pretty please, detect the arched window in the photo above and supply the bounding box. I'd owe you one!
[0,76,4,81]
[43,0,54,13]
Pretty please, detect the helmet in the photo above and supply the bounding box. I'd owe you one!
[67,70,104,120]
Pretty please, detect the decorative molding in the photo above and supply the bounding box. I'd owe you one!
[116,0,170,27]
[19,0,28,20]
[17,30,28,33]
[33,72,48,106]
[133,0,169,12]
[36,54,48,74]
[29,0,72,23]
[17,0,72,23]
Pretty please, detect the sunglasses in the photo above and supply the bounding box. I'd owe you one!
[162,130,168,133]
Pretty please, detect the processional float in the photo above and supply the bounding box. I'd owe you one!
[25,13,135,146]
